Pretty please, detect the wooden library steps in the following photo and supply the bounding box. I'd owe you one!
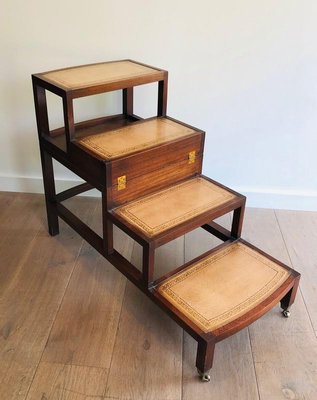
[32,60,300,382]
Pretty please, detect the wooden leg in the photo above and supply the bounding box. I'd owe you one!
[158,78,168,117]
[231,203,245,238]
[105,220,114,255]
[281,275,300,313]
[40,149,59,236]
[122,87,134,116]
[102,191,113,255]
[196,339,215,381]
[142,243,155,287]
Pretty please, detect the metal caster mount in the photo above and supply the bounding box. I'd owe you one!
[282,309,291,318]
[197,369,211,382]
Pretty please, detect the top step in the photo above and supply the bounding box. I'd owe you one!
[33,60,166,97]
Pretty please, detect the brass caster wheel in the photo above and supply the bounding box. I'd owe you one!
[282,309,291,318]
[197,369,211,382]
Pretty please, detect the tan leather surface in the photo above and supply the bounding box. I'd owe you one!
[157,242,291,332]
[43,61,160,89]
[113,177,236,237]
[78,118,196,160]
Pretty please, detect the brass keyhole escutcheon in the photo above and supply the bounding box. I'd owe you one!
[188,150,196,164]
[117,175,126,190]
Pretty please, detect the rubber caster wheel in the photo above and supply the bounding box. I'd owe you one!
[197,370,211,382]
[282,309,291,318]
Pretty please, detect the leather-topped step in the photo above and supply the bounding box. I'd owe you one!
[40,60,164,91]
[77,118,199,160]
[111,176,242,239]
[155,240,292,334]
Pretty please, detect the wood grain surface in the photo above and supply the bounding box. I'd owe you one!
[183,330,259,400]
[104,238,183,400]
[0,195,95,400]
[105,282,183,400]
[182,214,259,400]
[26,362,107,400]
[0,193,44,294]
[1,194,315,400]
[131,236,184,280]
[243,208,317,400]
[275,210,317,331]
[42,203,133,368]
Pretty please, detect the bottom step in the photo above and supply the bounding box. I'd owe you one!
[154,239,299,338]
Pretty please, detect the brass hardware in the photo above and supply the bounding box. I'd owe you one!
[117,175,126,190]
[188,150,196,164]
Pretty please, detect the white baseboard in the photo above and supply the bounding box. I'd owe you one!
[237,187,317,211]
[0,175,100,197]
[0,175,316,211]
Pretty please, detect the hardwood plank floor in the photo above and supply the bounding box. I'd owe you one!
[275,210,317,331]
[0,193,316,400]
[104,239,183,400]
[0,195,96,400]
[0,193,44,294]
[26,362,108,400]
[183,330,259,400]
[130,237,184,281]
[41,202,133,369]
[243,208,317,400]
[182,214,259,400]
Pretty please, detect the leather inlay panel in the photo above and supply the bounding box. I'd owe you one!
[157,242,291,332]
[43,60,161,89]
[78,118,196,160]
[113,177,236,237]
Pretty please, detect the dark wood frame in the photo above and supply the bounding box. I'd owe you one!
[32,60,300,379]
[151,238,300,374]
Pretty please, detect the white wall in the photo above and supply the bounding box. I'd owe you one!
[1,0,317,210]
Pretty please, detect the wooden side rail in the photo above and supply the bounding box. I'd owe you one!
[56,202,143,285]
[56,182,94,202]
[202,221,232,241]
[56,202,103,253]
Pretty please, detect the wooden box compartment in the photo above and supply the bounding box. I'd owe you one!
[76,117,205,207]
[108,133,204,206]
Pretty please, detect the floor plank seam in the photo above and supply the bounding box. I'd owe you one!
[102,275,129,398]
[1,217,46,400]
[274,209,316,334]
[181,234,185,400]
[247,327,262,400]
[23,203,98,400]
[23,245,85,399]
[181,329,185,400]
[298,286,316,334]
[31,360,108,370]
[273,210,292,265]
[1,225,42,300]
[64,387,104,398]
[102,396,180,400]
